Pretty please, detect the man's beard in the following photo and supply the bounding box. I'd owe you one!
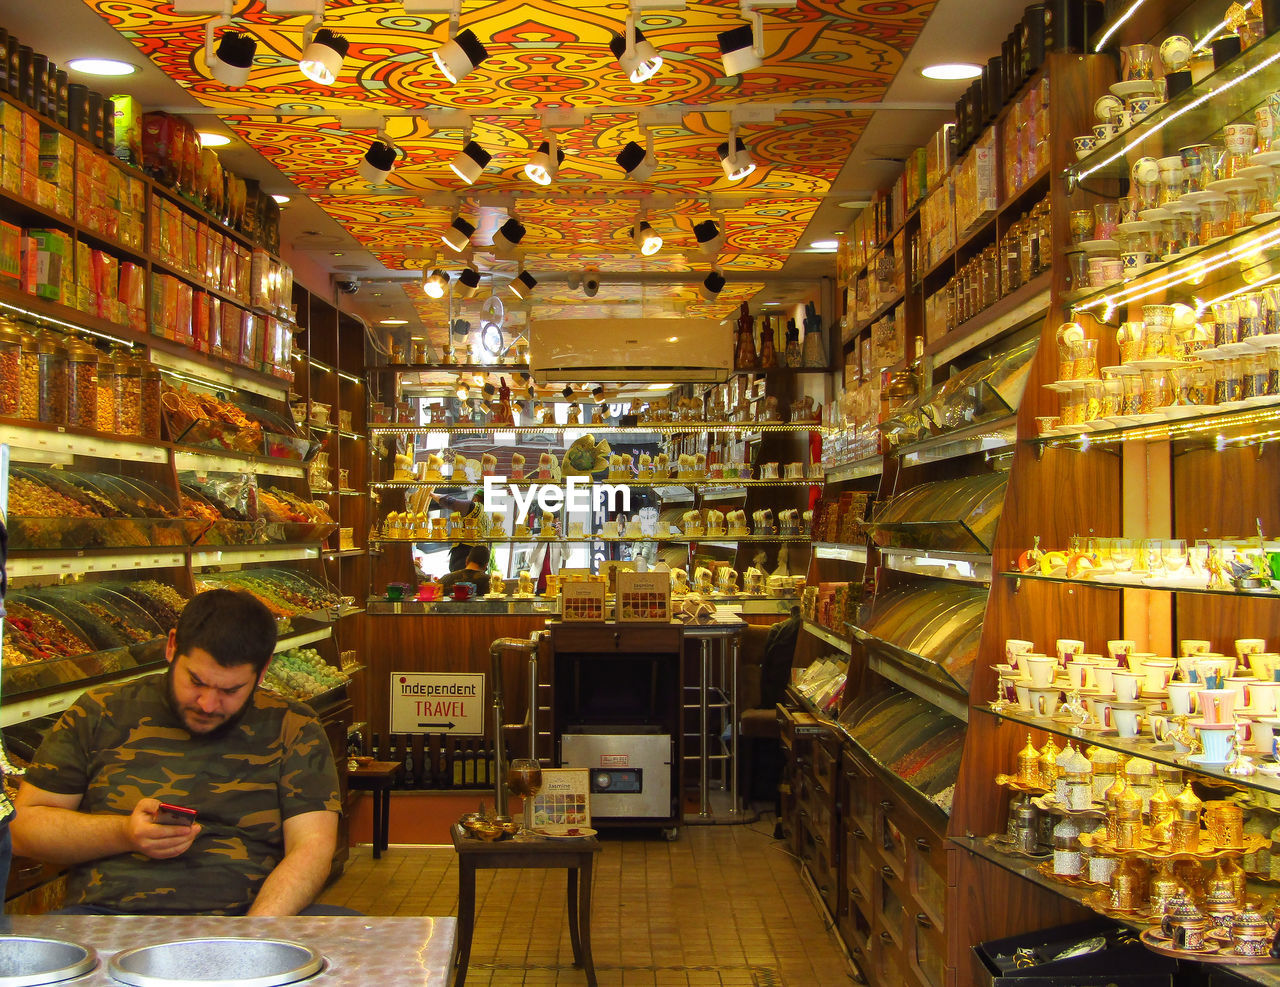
[164,664,256,739]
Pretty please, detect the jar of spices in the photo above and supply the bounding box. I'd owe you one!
[16,330,40,420]
[65,340,100,430]
[115,358,142,436]
[96,358,119,432]
[36,339,68,425]
[139,364,162,440]
[0,321,22,416]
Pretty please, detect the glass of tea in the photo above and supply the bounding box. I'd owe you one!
[507,758,543,832]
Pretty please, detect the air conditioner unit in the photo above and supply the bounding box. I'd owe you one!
[529,318,733,384]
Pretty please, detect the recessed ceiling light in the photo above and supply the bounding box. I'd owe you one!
[921,63,983,81]
[67,58,138,77]
[647,382,672,390]
[196,131,232,147]
[330,251,344,257]
[271,194,291,204]
[838,200,871,209]
[379,318,409,326]
[810,240,839,251]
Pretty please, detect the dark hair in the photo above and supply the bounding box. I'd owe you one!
[174,589,278,674]
[466,544,491,567]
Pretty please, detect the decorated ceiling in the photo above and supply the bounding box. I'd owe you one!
[85,0,937,349]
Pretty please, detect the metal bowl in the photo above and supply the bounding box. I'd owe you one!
[107,938,322,987]
[0,936,97,987]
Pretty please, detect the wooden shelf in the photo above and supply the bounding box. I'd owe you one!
[922,272,1052,366]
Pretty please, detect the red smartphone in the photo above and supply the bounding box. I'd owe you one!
[155,803,197,827]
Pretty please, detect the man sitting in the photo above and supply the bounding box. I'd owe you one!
[440,544,493,598]
[11,589,342,915]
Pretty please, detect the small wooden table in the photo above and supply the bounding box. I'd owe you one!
[347,760,402,859]
[451,824,601,987]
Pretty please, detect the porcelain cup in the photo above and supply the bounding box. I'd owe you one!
[1198,688,1238,724]
[1248,679,1280,714]
[1107,640,1135,664]
[1005,639,1036,666]
[1093,665,1117,694]
[1236,638,1267,663]
[1175,654,1201,683]
[1056,639,1086,664]
[1226,675,1256,709]
[1114,670,1144,702]
[1168,680,1199,716]
[1180,638,1212,657]
[1109,703,1144,738]
[1015,683,1032,710]
[1249,652,1280,681]
[1197,723,1236,763]
[1239,715,1277,753]
[1144,660,1176,692]
[1127,652,1156,681]
[1028,687,1061,717]
[1026,656,1057,688]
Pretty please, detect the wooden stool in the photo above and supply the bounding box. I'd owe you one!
[347,761,402,859]
[451,824,601,987]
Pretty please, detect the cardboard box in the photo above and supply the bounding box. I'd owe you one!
[616,571,671,622]
[0,221,20,283]
[559,580,606,621]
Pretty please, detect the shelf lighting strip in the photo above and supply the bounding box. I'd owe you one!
[1073,46,1280,185]
[191,546,320,567]
[6,551,186,579]
[1047,403,1280,448]
[150,349,288,402]
[173,449,306,479]
[1,424,168,466]
[0,298,136,349]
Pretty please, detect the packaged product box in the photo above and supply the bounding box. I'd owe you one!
[251,248,270,309]
[616,571,671,622]
[75,241,95,313]
[0,102,20,139]
[924,289,947,345]
[20,170,37,205]
[94,251,120,322]
[235,246,251,303]
[241,312,265,368]
[38,129,74,162]
[205,231,222,287]
[0,221,20,284]
[24,229,70,303]
[33,179,56,212]
[220,303,245,363]
[955,128,998,237]
[869,308,904,369]
[207,295,224,358]
[925,122,954,189]
[119,262,146,333]
[0,158,17,194]
[174,280,194,346]
[150,272,179,339]
[181,212,198,275]
[109,95,139,164]
[192,290,210,353]
[195,224,209,284]
[560,581,606,621]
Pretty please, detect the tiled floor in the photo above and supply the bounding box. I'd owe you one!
[318,819,857,986]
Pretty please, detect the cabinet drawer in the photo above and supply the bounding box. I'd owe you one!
[908,825,947,930]
[909,910,946,987]
[812,735,838,795]
[551,624,681,653]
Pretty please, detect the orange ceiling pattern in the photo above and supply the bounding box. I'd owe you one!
[86,0,936,346]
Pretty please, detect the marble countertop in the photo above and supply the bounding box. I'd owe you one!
[0,914,456,985]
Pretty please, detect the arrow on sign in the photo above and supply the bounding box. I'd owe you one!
[418,722,457,730]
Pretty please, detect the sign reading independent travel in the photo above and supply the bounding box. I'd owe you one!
[390,673,485,735]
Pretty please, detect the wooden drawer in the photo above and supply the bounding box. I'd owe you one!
[812,734,838,796]
[550,623,682,653]
[908,909,947,987]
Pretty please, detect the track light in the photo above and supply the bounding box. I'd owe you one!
[509,269,537,300]
[435,27,488,83]
[456,267,481,298]
[718,130,755,181]
[456,380,470,400]
[616,131,657,182]
[357,132,400,184]
[524,137,564,186]
[633,218,662,256]
[610,16,662,83]
[592,385,606,403]
[700,268,726,301]
[694,218,725,257]
[442,214,475,252]
[449,136,492,184]
[210,30,256,86]
[299,5,349,86]
[492,217,526,258]
[451,318,472,337]
[561,384,574,400]
[424,268,450,299]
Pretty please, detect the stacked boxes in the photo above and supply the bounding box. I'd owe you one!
[37,127,74,217]
[954,128,998,237]
[22,229,72,303]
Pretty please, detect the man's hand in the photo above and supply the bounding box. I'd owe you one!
[126,798,203,859]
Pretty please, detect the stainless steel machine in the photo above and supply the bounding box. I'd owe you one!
[560,730,672,821]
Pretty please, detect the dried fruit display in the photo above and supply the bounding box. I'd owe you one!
[118,581,188,631]
[262,647,349,701]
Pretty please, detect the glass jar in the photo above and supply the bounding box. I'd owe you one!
[96,359,119,432]
[1213,299,1240,348]
[115,358,142,436]
[1005,219,1024,293]
[140,364,162,440]
[36,340,68,425]
[0,322,22,417]
[1237,292,1265,343]
[65,340,100,430]
[1243,352,1268,399]
[16,331,39,420]
[1215,358,1243,404]
[982,247,1000,307]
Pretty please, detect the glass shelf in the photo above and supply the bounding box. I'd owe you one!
[1002,569,1279,598]
[5,550,187,580]
[368,477,818,490]
[371,534,812,546]
[1067,30,1280,186]
[813,542,869,564]
[0,421,168,466]
[865,472,1007,555]
[190,545,321,568]
[1033,398,1280,450]
[881,338,1038,458]
[853,578,988,695]
[975,704,1280,799]
[824,455,883,483]
[896,415,1020,468]
[368,421,826,436]
[880,547,992,584]
[801,619,853,654]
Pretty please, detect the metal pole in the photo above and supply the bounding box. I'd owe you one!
[729,632,740,816]
[699,637,710,818]
[527,650,539,762]
[488,635,539,817]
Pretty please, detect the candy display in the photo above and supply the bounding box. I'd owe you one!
[194,569,339,618]
[262,647,350,702]
[162,383,316,460]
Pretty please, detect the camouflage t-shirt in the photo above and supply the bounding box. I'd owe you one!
[23,672,340,914]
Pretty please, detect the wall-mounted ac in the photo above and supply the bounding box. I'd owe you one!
[528,318,733,383]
